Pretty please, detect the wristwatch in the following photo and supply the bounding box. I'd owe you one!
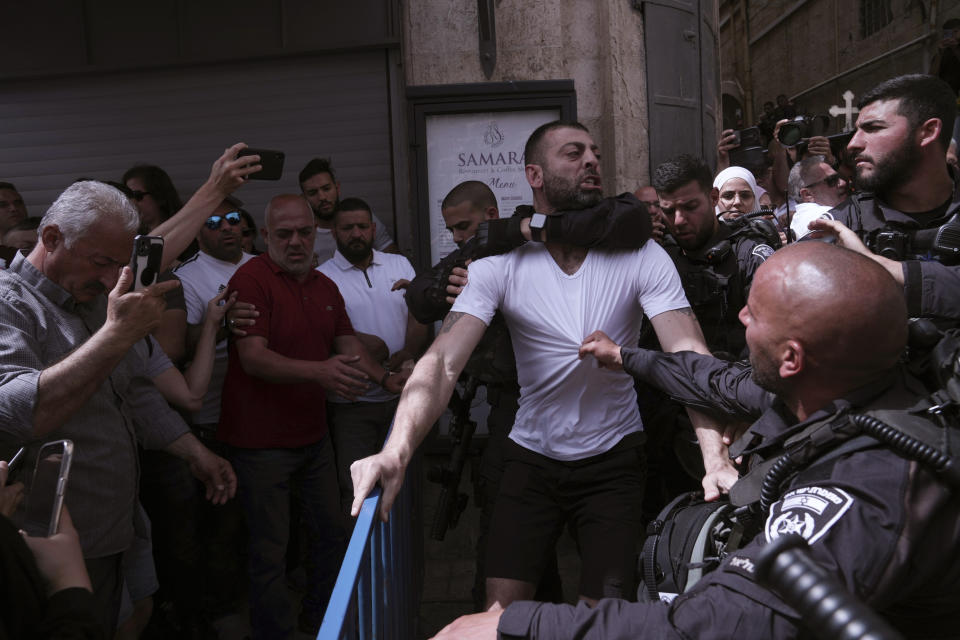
[529,213,547,242]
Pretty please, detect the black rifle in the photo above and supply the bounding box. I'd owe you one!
[428,374,481,541]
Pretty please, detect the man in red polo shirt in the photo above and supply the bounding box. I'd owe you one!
[218,194,405,639]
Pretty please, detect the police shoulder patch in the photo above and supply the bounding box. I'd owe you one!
[752,244,775,260]
[764,485,854,545]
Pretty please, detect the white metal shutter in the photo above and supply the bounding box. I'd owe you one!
[0,51,394,234]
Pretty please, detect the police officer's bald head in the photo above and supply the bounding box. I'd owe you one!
[741,242,906,402]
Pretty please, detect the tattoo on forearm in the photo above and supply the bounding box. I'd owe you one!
[438,311,466,336]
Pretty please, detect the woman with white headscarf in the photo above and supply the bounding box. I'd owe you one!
[713,166,762,221]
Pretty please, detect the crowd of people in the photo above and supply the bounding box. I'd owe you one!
[0,71,958,640]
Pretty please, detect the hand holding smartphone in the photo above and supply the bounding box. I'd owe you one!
[130,235,164,291]
[15,440,74,537]
[237,148,285,180]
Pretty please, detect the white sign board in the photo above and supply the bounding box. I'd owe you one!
[425,109,560,264]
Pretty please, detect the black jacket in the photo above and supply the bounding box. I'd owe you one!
[498,351,960,639]
[829,175,960,321]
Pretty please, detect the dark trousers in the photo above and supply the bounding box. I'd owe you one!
[85,552,123,638]
[230,438,347,640]
[328,398,398,515]
[138,449,202,621]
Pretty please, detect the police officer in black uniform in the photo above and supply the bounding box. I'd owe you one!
[433,242,960,639]
[637,156,778,513]
[652,154,778,359]
[811,74,960,323]
[406,180,652,609]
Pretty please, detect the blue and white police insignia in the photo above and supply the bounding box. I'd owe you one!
[764,486,853,545]
[752,244,775,260]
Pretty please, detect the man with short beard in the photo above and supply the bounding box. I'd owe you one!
[813,74,960,322]
[316,197,427,514]
[654,155,775,359]
[297,158,398,263]
[218,194,406,639]
[351,121,736,611]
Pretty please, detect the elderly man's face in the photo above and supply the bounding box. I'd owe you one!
[264,198,317,277]
[44,221,134,303]
[802,163,849,207]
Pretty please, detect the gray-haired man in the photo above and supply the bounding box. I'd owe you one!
[0,180,238,636]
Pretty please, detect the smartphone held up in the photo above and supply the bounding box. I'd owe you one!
[12,440,73,537]
[129,235,164,291]
[237,147,285,180]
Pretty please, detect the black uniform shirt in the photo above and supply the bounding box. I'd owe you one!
[499,350,960,639]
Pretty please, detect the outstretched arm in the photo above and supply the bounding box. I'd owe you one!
[152,290,236,412]
[151,143,260,270]
[350,311,487,521]
[648,308,739,500]
[579,333,770,423]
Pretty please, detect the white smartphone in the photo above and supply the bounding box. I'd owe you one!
[19,440,73,537]
[130,235,164,291]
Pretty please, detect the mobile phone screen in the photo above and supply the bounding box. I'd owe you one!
[19,440,72,537]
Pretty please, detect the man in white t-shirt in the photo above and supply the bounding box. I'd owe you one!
[297,158,397,264]
[173,200,254,434]
[317,198,427,513]
[352,121,738,611]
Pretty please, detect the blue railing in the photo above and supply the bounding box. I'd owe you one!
[317,454,421,639]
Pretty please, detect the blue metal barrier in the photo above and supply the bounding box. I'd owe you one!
[317,454,421,639]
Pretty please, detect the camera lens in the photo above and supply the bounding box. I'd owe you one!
[138,244,150,256]
[778,124,804,147]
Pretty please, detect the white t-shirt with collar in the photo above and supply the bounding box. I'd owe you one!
[173,250,254,424]
[317,249,415,403]
[452,241,689,461]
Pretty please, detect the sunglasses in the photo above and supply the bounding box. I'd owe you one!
[804,174,844,189]
[130,190,151,202]
[204,211,242,229]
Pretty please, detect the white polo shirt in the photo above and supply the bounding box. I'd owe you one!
[452,241,688,461]
[173,250,254,424]
[317,249,415,403]
[313,214,395,265]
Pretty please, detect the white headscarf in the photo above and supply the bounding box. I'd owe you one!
[713,166,761,216]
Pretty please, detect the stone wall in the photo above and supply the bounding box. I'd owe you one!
[403,0,651,192]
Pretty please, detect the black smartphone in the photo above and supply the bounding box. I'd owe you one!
[237,148,285,180]
[18,440,73,537]
[130,235,164,291]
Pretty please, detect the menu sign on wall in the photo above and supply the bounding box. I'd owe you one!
[425,109,559,264]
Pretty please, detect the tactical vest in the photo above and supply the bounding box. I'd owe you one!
[640,330,960,603]
[665,219,777,358]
